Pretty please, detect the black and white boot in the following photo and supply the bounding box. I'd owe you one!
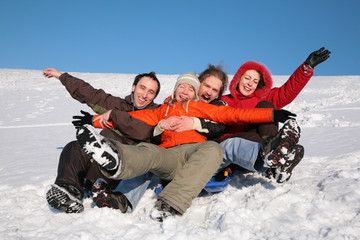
[92,178,128,213]
[266,144,304,183]
[262,119,301,168]
[46,184,84,213]
[76,124,120,171]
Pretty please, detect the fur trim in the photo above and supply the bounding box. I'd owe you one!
[229,61,273,99]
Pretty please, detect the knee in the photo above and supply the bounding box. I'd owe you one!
[100,129,117,138]
[204,141,224,165]
[64,140,96,161]
[255,100,275,109]
[63,140,81,152]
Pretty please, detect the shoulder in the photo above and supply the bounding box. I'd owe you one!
[148,102,160,109]
[221,94,234,104]
[209,99,228,106]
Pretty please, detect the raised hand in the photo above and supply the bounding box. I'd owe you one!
[43,68,62,79]
[305,47,331,68]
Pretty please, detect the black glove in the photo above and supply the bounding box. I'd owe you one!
[305,47,331,68]
[72,110,93,128]
[273,109,296,123]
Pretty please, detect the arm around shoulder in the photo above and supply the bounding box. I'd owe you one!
[109,109,154,142]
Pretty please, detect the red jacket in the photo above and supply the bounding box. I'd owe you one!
[125,101,273,148]
[221,61,313,137]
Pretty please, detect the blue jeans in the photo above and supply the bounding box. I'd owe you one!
[114,137,263,211]
[219,137,265,173]
[114,172,157,213]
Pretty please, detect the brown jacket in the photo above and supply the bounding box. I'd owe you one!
[59,73,159,144]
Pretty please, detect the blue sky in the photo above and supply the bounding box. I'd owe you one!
[1,0,359,76]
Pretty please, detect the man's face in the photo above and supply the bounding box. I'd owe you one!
[132,76,158,108]
[198,76,223,103]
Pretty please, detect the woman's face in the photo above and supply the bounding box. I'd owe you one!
[175,83,196,102]
[237,70,260,96]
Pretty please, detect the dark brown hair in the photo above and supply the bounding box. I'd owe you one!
[198,64,228,98]
[255,70,265,90]
[132,72,161,97]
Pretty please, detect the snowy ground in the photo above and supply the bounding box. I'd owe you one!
[0,69,359,239]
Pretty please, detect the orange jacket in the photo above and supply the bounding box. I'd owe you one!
[128,100,273,148]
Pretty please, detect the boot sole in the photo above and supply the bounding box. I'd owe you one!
[266,119,300,167]
[275,145,304,183]
[46,184,84,213]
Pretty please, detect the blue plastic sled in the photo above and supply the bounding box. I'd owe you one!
[154,175,232,194]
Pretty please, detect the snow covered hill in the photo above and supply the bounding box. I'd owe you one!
[0,69,359,239]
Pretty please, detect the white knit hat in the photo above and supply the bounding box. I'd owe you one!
[171,72,200,101]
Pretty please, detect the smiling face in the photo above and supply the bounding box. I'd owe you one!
[198,75,223,103]
[237,70,261,96]
[174,83,196,102]
[131,76,158,108]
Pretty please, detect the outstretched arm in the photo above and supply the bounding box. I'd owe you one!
[43,68,131,111]
[43,68,62,79]
[266,47,331,109]
[305,47,331,69]
[188,101,295,124]
[72,110,154,142]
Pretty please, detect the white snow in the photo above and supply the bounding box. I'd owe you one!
[0,69,359,239]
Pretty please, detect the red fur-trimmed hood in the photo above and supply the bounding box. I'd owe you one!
[229,61,273,99]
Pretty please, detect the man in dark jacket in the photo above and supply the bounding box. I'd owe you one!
[42,68,161,213]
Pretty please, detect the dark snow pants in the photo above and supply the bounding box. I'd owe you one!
[54,129,126,197]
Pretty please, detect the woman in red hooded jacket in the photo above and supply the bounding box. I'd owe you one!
[218,47,331,183]
[221,47,331,142]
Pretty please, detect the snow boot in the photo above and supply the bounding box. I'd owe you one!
[266,144,304,183]
[261,119,301,168]
[91,178,128,213]
[150,199,181,222]
[46,183,84,213]
[76,124,120,171]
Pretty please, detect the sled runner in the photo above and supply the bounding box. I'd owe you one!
[155,168,232,194]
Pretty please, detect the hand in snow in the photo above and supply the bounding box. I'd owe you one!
[72,110,93,128]
[273,109,297,123]
[305,47,331,68]
[43,68,62,79]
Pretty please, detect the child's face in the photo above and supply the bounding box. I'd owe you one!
[175,83,196,102]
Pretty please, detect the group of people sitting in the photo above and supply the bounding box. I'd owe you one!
[43,47,330,221]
